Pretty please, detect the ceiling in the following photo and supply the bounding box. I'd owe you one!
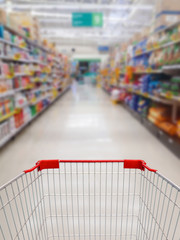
[1,0,156,47]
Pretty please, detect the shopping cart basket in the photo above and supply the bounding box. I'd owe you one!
[0,159,179,240]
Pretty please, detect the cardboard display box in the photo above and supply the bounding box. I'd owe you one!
[8,12,40,41]
[0,9,7,25]
[155,0,180,14]
[154,0,180,31]
[154,13,180,31]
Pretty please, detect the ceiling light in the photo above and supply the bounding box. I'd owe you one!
[9,3,154,11]
[31,11,71,18]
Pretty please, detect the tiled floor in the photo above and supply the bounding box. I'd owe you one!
[0,84,179,186]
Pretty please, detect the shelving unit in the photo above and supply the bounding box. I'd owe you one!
[0,87,70,148]
[102,84,180,158]
[134,39,180,58]
[99,19,180,157]
[119,84,180,105]
[0,111,15,123]
[0,24,71,148]
[123,103,180,159]
[0,38,30,52]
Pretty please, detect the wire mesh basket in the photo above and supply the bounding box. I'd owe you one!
[0,159,180,240]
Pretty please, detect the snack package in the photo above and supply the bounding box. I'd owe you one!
[148,114,161,126]
[149,107,170,122]
[159,122,177,136]
[177,120,180,138]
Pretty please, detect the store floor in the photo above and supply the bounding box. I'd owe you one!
[0,83,180,186]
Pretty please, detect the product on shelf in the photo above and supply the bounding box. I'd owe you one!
[0,78,13,93]
[137,98,150,117]
[14,93,28,108]
[158,122,177,136]
[0,21,71,148]
[0,119,11,141]
[111,89,121,103]
[14,109,24,128]
[148,106,171,127]
[177,120,180,138]
[0,97,14,119]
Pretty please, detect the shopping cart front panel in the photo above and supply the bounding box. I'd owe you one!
[0,160,179,240]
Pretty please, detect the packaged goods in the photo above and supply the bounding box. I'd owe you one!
[0,9,7,25]
[159,122,177,136]
[154,14,180,31]
[177,120,180,137]
[0,97,14,118]
[154,0,180,30]
[14,93,28,108]
[137,98,150,117]
[148,114,162,126]
[0,120,11,141]
[149,107,170,122]
[14,109,24,128]
[0,79,13,93]
[111,89,121,102]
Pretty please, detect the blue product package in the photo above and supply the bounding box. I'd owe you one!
[0,25,4,38]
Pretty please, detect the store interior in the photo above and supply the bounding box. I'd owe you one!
[0,0,180,186]
[0,1,180,240]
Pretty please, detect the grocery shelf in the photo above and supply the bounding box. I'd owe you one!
[0,73,32,80]
[0,90,15,98]
[162,65,180,70]
[15,102,29,109]
[160,92,180,102]
[3,25,52,54]
[0,38,30,52]
[30,87,53,94]
[29,95,51,105]
[4,85,38,94]
[123,103,180,159]
[0,86,70,149]
[0,111,15,123]
[0,56,31,63]
[13,73,32,77]
[0,56,48,65]
[14,87,33,92]
[119,84,180,104]
[155,20,180,35]
[102,87,180,158]
[134,39,180,58]
[134,69,162,74]
[32,60,48,66]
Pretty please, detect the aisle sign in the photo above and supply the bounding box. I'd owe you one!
[72,12,103,27]
[98,46,109,52]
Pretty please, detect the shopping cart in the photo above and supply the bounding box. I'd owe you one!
[0,160,179,240]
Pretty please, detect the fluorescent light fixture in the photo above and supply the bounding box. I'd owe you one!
[39,18,69,23]
[10,3,154,11]
[6,1,12,13]
[31,11,71,18]
[41,34,132,39]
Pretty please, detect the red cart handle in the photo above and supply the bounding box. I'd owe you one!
[24,159,157,173]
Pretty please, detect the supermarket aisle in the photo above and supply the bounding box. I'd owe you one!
[0,83,180,186]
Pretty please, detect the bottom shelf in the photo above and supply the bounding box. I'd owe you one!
[102,87,180,158]
[0,86,70,149]
[123,103,180,159]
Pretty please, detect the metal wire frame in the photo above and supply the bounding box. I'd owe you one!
[0,161,180,240]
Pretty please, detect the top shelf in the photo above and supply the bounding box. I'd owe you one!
[154,20,180,35]
[2,25,53,54]
[0,38,30,52]
[134,38,180,58]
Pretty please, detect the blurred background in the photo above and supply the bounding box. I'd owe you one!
[0,0,180,186]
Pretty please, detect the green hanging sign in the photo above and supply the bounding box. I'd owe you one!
[72,12,103,27]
